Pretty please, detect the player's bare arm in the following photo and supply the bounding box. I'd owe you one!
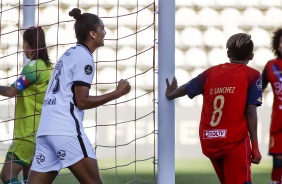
[245,105,258,142]
[245,104,262,164]
[0,85,17,97]
[166,77,186,100]
[75,79,131,110]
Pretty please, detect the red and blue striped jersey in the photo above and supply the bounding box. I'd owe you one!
[262,57,282,134]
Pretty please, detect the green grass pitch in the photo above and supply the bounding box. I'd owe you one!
[50,158,272,184]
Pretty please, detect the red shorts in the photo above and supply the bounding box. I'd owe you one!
[210,138,251,184]
[269,133,282,155]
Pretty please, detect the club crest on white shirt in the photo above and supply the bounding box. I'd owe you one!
[84,65,93,75]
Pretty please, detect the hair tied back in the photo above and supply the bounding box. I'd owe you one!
[69,8,82,20]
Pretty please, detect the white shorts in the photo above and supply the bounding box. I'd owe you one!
[31,134,97,172]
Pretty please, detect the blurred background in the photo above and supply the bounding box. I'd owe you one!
[0,0,281,183]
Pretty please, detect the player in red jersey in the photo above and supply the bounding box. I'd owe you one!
[166,33,262,184]
[262,28,282,184]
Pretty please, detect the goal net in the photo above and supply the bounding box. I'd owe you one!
[0,0,156,183]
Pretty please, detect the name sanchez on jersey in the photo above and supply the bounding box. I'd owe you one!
[210,86,235,95]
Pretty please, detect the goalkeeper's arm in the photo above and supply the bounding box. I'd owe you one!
[0,85,17,98]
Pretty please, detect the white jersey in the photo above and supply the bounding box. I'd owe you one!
[37,44,94,137]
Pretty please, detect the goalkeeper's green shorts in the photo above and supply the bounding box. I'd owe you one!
[6,139,35,166]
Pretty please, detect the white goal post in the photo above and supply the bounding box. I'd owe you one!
[157,0,176,183]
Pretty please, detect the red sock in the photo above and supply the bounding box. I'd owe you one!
[272,167,282,184]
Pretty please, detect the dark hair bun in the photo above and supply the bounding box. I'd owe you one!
[69,8,81,20]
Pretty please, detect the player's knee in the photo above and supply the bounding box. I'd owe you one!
[273,157,282,168]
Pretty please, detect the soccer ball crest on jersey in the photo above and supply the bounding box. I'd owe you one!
[84,65,93,75]
[256,79,262,90]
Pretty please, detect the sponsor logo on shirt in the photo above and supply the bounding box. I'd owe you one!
[29,60,36,66]
[84,65,93,75]
[36,153,45,164]
[57,150,66,160]
[256,79,262,90]
[203,129,227,139]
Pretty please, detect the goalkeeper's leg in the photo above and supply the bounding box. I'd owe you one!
[0,159,23,184]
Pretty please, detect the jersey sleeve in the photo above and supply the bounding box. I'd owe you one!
[11,60,38,92]
[247,71,263,106]
[72,56,95,89]
[185,69,208,99]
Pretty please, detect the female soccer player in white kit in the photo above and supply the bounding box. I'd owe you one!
[27,8,131,184]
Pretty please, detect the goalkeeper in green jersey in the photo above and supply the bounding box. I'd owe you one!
[0,26,52,184]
